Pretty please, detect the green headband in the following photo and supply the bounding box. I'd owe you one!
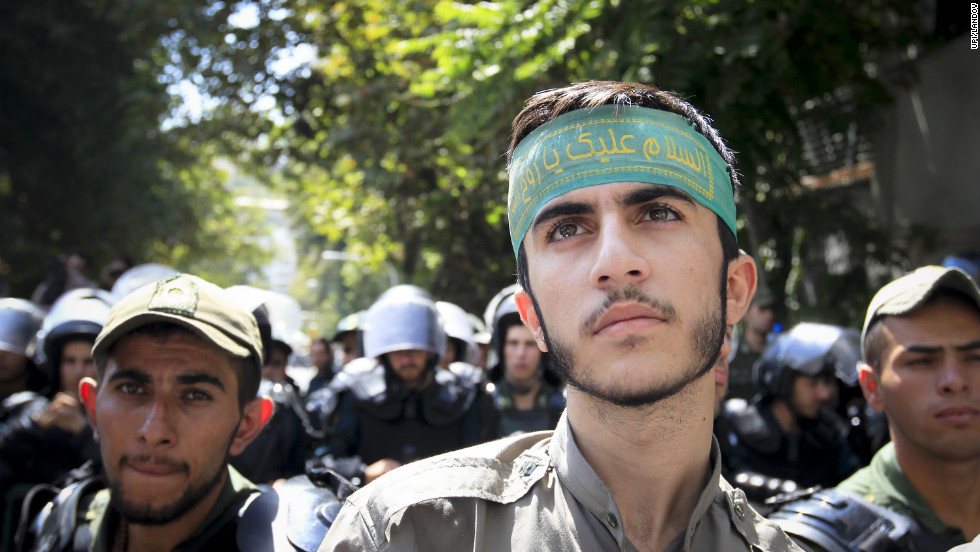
[507,105,736,258]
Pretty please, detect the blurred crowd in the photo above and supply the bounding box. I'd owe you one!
[0,251,977,551]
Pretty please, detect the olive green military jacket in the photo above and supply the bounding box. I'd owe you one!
[86,466,258,552]
[837,442,968,545]
[319,412,803,551]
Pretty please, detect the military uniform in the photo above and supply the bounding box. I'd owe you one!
[489,379,564,436]
[838,443,966,545]
[319,412,803,551]
[25,466,258,552]
[768,443,968,552]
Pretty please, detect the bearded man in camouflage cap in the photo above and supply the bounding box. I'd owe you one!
[22,274,273,552]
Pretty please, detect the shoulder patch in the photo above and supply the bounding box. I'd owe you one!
[346,432,553,528]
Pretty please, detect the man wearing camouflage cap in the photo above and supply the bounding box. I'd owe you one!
[322,81,801,551]
[769,266,980,551]
[21,273,274,552]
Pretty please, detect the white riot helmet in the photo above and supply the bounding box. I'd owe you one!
[224,285,305,357]
[363,291,446,360]
[435,301,480,365]
[36,288,113,370]
[110,263,179,302]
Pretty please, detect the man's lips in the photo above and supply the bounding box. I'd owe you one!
[122,457,186,476]
[934,405,980,424]
[592,303,667,337]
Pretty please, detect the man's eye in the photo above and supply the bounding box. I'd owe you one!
[118,382,142,395]
[549,222,583,241]
[643,205,680,222]
[184,389,212,401]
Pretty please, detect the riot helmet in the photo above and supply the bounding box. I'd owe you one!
[483,284,522,372]
[753,323,861,400]
[374,284,432,304]
[225,286,305,382]
[435,301,480,366]
[36,289,112,393]
[0,298,46,359]
[110,263,179,302]
[332,310,365,365]
[363,291,446,361]
[0,298,47,393]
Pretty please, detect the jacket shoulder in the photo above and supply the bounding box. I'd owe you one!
[344,431,552,520]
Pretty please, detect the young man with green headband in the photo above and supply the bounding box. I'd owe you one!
[319,81,802,551]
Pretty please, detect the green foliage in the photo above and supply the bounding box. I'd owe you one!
[0,0,274,295]
[1,0,937,328]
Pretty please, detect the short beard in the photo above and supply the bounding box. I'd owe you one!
[109,450,231,526]
[541,272,727,409]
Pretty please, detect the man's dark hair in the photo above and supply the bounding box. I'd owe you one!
[98,322,261,413]
[863,288,980,371]
[508,81,741,298]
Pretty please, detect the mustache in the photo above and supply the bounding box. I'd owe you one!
[120,454,189,472]
[579,284,677,338]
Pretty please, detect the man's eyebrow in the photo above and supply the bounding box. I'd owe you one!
[619,185,696,208]
[903,345,942,354]
[107,369,151,384]
[956,340,980,352]
[177,373,226,390]
[902,340,980,354]
[530,200,595,235]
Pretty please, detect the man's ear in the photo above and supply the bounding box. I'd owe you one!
[725,253,758,325]
[514,288,548,352]
[229,396,273,456]
[79,377,99,442]
[857,362,885,412]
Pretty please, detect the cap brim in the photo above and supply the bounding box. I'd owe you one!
[93,311,252,365]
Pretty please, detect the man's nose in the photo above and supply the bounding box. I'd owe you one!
[137,397,177,449]
[589,217,651,289]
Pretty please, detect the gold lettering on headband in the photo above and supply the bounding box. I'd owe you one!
[642,137,661,157]
[567,133,597,160]
[664,136,707,179]
[565,128,639,163]
[519,161,543,206]
[543,147,561,173]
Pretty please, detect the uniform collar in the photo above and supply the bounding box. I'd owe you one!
[90,465,257,552]
[868,442,966,540]
[549,410,724,550]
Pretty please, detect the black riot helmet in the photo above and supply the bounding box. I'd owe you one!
[753,323,861,400]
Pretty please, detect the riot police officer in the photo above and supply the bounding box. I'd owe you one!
[716,322,862,503]
[311,288,496,486]
[483,284,564,436]
[0,290,110,501]
[435,300,485,387]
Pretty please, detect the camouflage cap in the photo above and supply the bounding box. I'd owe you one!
[92,273,263,374]
[862,265,980,356]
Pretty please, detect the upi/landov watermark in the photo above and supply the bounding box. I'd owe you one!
[972,3,979,49]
